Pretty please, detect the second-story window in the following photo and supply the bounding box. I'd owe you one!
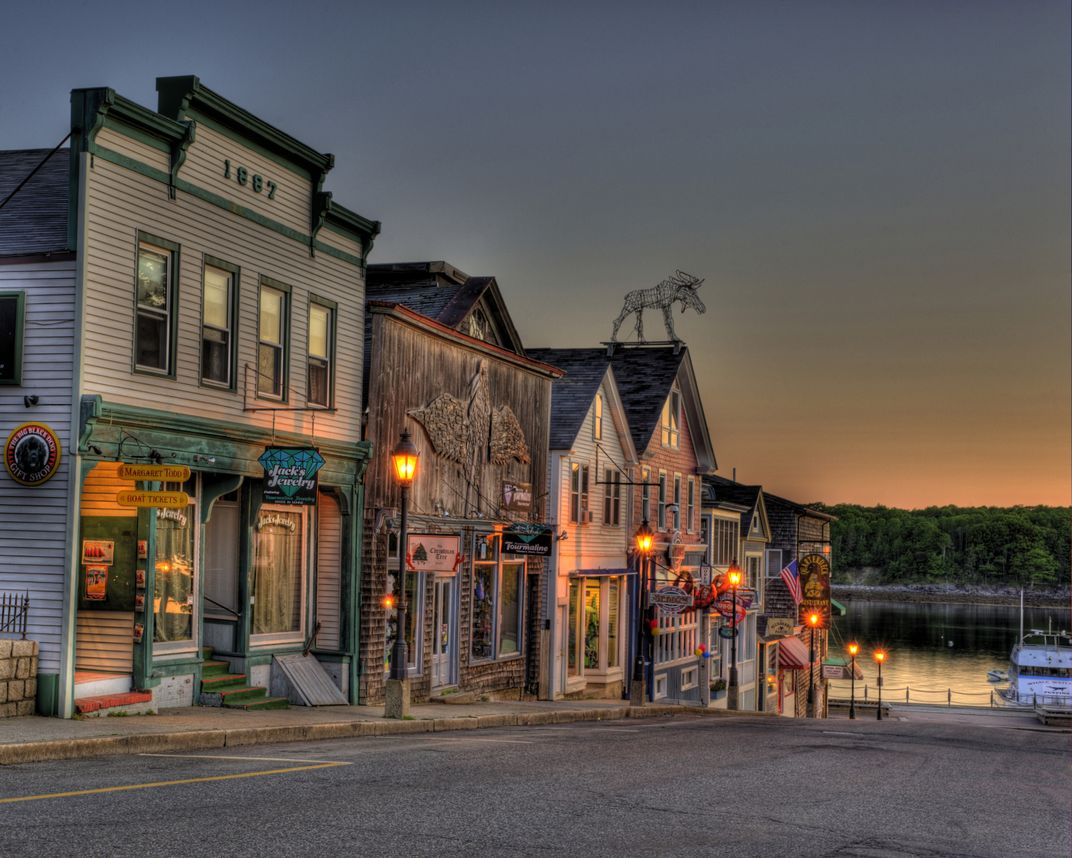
[714,518,740,566]
[673,475,682,530]
[570,463,590,524]
[641,466,651,523]
[603,469,621,526]
[661,387,681,448]
[307,300,334,407]
[658,472,667,529]
[135,236,178,374]
[687,478,695,532]
[593,393,603,440]
[201,260,236,387]
[258,282,288,399]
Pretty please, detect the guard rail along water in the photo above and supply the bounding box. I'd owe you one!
[827,681,1072,710]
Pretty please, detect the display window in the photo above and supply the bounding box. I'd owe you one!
[566,575,624,677]
[251,506,305,643]
[470,533,525,662]
[153,482,197,650]
[384,570,422,674]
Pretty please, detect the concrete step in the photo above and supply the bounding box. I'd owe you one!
[225,696,290,711]
[75,691,155,717]
[73,672,132,699]
[200,673,248,693]
[201,659,231,677]
[218,686,268,705]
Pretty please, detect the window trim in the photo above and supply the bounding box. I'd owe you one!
[686,478,695,533]
[133,231,180,378]
[306,293,337,409]
[257,276,291,402]
[661,386,681,449]
[602,468,621,527]
[593,393,603,440]
[569,462,590,525]
[199,255,239,391]
[0,291,25,385]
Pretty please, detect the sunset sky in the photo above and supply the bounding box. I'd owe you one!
[2,1,1068,508]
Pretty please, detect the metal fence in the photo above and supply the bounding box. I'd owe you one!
[0,591,29,640]
[827,681,1002,708]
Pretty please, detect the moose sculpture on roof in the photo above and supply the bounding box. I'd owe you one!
[610,270,706,343]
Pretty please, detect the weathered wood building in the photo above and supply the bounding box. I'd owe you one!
[360,262,560,703]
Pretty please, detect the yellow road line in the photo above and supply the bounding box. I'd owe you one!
[0,762,347,804]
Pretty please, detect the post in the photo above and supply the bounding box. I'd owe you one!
[876,658,883,721]
[385,482,411,718]
[631,552,646,707]
[728,584,738,710]
[849,652,856,720]
[807,625,815,718]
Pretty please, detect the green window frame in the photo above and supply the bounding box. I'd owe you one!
[133,232,180,377]
[0,291,25,385]
[257,277,291,401]
[307,295,336,408]
[200,255,239,390]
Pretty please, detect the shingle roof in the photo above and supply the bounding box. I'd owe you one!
[0,148,69,256]
[525,349,608,450]
[605,346,686,454]
[704,474,762,532]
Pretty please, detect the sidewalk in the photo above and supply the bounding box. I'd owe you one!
[0,699,718,766]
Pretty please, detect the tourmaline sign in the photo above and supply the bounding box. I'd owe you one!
[258,447,324,506]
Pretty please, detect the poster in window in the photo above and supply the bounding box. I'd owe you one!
[85,566,109,601]
[258,447,324,505]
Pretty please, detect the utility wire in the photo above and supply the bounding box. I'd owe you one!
[0,133,71,211]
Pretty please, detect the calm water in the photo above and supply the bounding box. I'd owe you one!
[828,599,1071,705]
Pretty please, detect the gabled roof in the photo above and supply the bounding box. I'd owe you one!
[525,349,608,450]
[763,491,837,522]
[0,148,69,256]
[703,474,764,534]
[367,261,525,354]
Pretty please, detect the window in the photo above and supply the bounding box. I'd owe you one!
[467,309,489,341]
[258,281,288,399]
[307,299,335,407]
[384,571,422,674]
[714,517,740,566]
[135,236,178,374]
[567,580,580,676]
[602,469,621,526]
[593,393,603,440]
[673,475,682,530]
[661,387,681,448]
[766,549,783,580]
[654,609,698,666]
[0,292,24,385]
[570,463,590,524]
[658,472,667,529]
[471,535,524,661]
[567,575,623,677]
[201,259,236,387]
[746,555,762,591]
[701,515,712,564]
[687,479,695,532]
[154,490,197,648]
[251,507,304,640]
[641,466,651,524]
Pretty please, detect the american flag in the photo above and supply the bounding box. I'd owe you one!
[780,559,802,604]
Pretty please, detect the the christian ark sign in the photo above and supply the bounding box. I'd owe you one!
[258,447,324,505]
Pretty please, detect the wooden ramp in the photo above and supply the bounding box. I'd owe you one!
[272,653,348,706]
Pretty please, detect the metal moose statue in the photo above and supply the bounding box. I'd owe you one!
[610,270,706,343]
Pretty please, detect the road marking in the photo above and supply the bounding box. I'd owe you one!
[138,753,343,764]
[438,737,535,745]
[0,762,347,805]
[822,731,866,737]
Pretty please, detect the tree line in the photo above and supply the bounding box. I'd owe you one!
[815,504,1070,588]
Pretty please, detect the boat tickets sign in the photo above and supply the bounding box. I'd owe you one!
[258,447,324,506]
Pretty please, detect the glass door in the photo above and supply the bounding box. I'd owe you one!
[431,577,455,689]
[251,506,305,645]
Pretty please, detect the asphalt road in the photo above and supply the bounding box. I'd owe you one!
[0,713,1067,858]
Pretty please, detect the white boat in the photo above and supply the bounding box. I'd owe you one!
[986,669,1007,683]
[999,629,1072,707]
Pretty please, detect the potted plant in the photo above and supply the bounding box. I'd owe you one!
[710,677,727,699]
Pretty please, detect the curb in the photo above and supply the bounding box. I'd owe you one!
[0,703,715,766]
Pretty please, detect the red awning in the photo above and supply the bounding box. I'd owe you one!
[778,636,810,670]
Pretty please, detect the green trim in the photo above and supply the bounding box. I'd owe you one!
[326,200,381,247]
[199,254,240,392]
[150,659,202,677]
[101,114,172,154]
[831,598,848,616]
[35,673,60,716]
[257,278,291,403]
[0,291,25,385]
[91,144,171,183]
[169,121,196,198]
[133,231,181,379]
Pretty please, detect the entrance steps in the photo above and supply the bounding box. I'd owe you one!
[75,691,155,717]
[199,649,288,711]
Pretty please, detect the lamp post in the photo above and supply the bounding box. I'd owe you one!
[848,642,859,720]
[631,520,654,707]
[806,611,820,718]
[386,431,419,718]
[874,650,886,721]
[727,562,742,710]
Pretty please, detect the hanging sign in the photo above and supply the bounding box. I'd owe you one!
[502,522,553,556]
[714,598,749,623]
[798,553,831,626]
[765,617,796,637]
[4,422,61,486]
[116,490,189,509]
[651,586,693,614]
[118,463,190,482]
[718,626,738,639]
[407,534,462,573]
[258,447,324,506]
[501,480,532,513]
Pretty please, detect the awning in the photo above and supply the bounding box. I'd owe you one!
[778,636,810,670]
[570,568,633,577]
[831,599,848,616]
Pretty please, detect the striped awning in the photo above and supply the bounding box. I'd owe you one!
[778,636,810,670]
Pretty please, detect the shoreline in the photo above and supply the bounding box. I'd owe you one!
[831,583,1070,609]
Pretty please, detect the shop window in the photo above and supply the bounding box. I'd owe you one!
[135,235,178,375]
[201,259,237,388]
[0,291,24,385]
[567,580,580,676]
[583,579,600,669]
[658,472,667,529]
[307,299,335,407]
[498,562,523,656]
[655,609,697,666]
[602,469,621,526]
[569,463,589,524]
[593,393,603,440]
[471,534,525,661]
[607,577,620,668]
[154,499,195,647]
[251,508,303,639]
[568,576,623,676]
[384,570,422,674]
[258,280,289,399]
[660,387,680,448]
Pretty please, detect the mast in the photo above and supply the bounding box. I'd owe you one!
[1019,587,1024,641]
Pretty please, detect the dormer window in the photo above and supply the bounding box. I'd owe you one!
[467,309,489,341]
[661,386,681,448]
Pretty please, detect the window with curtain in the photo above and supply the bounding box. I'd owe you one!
[252,509,303,637]
[153,504,194,644]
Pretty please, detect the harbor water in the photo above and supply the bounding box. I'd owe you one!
[827,598,1071,705]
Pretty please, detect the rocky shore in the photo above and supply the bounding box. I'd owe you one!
[831,583,1070,608]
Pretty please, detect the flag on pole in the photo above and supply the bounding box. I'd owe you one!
[780,559,802,604]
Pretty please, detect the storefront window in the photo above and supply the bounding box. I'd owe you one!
[499,562,523,656]
[251,508,303,637]
[607,577,620,668]
[385,571,420,673]
[567,580,580,676]
[471,534,524,661]
[153,503,194,644]
[584,580,600,669]
[472,561,496,660]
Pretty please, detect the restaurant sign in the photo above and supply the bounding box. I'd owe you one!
[258,447,324,506]
[651,586,693,615]
[798,553,832,626]
[764,617,796,637]
[407,534,461,573]
[502,522,553,556]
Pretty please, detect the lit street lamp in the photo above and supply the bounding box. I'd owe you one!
[631,521,654,707]
[386,430,419,718]
[848,642,859,720]
[806,611,821,718]
[727,562,742,710]
[874,650,887,721]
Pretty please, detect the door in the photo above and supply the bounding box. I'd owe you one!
[431,577,455,689]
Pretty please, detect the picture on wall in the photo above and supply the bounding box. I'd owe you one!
[137,539,148,560]
[84,566,109,601]
[81,539,115,566]
[134,592,145,611]
[135,568,146,588]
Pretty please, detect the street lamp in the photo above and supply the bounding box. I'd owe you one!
[631,520,654,707]
[806,611,821,718]
[874,649,887,721]
[386,431,419,717]
[727,561,742,710]
[848,642,859,720]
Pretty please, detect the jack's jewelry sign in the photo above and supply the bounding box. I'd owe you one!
[258,447,324,505]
